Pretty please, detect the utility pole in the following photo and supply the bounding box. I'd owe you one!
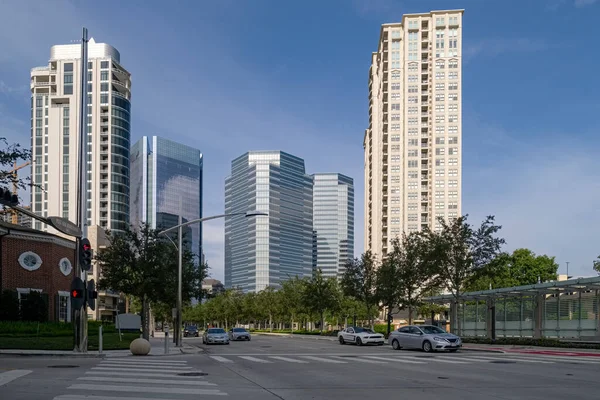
[74,27,89,352]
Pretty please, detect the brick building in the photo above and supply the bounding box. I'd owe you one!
[0,221,76,322]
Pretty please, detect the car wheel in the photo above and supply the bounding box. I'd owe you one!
[422,340,433,353]
[248,337,251,341]
[356,337,363,346]
[392,339,401,350]
[339,336,345,345]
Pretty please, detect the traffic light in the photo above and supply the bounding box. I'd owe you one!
[70,277,85,310]
[79,238,93,271]
[87,279,98,311]
[0,187,18,207]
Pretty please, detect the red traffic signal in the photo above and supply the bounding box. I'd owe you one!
[79,238,93,271]
[70,277,85,309]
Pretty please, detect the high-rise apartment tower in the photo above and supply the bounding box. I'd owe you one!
[364,10,463,259]
[30,38,132,235]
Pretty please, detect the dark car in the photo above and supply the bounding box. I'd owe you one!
[183,325,199,337]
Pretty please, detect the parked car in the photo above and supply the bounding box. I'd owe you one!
[388,325,462,352]
[337,326,385,346]
[203,328,230,345]
[229,327,251,341]
[183,325,199,337]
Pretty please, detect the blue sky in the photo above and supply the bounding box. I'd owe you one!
[1,0,599,280]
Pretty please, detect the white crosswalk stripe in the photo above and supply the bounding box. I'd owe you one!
[364,356,427,364]
[300,356,348,363]
[269,356,309,363]
[239,356,273,363]
[210,356,234,363]
[336,356,388,364]
[52,358,227,399]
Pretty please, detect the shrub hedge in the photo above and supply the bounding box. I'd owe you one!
[0,320,120,337]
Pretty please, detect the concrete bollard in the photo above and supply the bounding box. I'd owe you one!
[99,325,103,355]
[130,338,151,356]
[164,327,169,355]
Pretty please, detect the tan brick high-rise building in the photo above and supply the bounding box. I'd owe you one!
[364,10,463,259]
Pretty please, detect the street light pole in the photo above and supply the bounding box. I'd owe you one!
[566,262,570,278]
[176,198,183,347]
[160,210,268,348]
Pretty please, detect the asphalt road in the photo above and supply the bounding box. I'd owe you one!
[2,334,600,399]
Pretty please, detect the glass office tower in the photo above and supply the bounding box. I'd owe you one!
[130,136,203,256]
[312,173,354,279]
[224,151,313,292]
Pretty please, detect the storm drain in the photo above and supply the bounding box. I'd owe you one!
[177,372,208,377]
[490,360,517,364]
[47,365,79,368]
[438,376,449,380]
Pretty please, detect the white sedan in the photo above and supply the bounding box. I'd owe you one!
[338,326,385,346]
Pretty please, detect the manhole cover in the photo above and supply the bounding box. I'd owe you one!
[566,373,573,376]
[490,360,516,364]
[438,376,449,380]
[47,365,79,368]
[177,372,208,377]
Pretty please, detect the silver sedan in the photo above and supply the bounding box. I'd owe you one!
[229,327,251,341]
[203,328,230,345]
[388,325,462,352]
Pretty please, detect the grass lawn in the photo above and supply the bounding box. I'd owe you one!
[0,332,139,351]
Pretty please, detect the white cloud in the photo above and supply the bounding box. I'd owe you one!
[574,0,598,7]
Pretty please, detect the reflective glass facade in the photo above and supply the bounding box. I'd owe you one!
[130,136,203,256]
[224,151,313,292]
[312,173,354,279]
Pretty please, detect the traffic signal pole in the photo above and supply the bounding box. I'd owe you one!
[73,27,89,353]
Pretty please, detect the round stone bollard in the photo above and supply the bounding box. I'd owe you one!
[130,338,151,356]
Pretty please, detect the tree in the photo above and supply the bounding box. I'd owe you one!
[0,137,33,191]
[594,256,600,275]
[96,223,206,339]
[280,277,305,333]
[341,251,378,328]
[392,233,440,326]
[302,269,339,332]
[429,215,505,333]
[257,287,279,332]
[466,248,559,291]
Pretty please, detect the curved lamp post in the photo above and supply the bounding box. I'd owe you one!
[159,210,268,347]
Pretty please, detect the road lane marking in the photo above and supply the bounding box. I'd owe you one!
[210,356,234,363]
[92,367,194,373]
[301,356,347,364]
[269,356,309,363]
[417,357,470,364]
[239,356,273,363]
[98,359,188,365]
[95,364,193,370]
[67,383,226,396]
[77,376,215,385]
[86,371,200,378]
[0,370,32,387]
[364,356,427,364]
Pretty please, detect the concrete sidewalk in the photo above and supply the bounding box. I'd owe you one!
[0,337,200,358]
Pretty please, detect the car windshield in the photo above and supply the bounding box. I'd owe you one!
[420,326,446,334]
[233,328,247,332]
[207,328,226,334]
[353,327,375,333]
